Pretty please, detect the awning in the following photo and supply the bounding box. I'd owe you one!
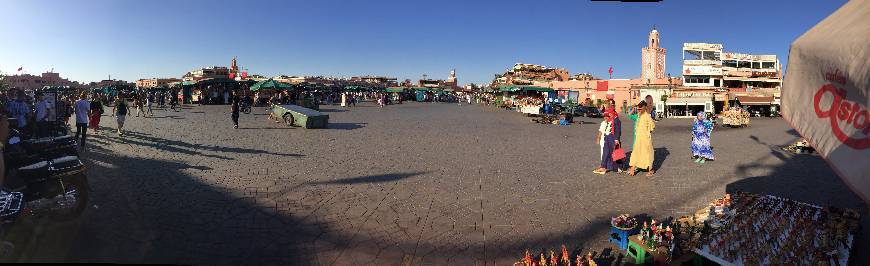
[250,79,292,91]
[736,96,773,105]
[667,97,710,106]
[497,85,521,92]
[521,86,553,92]
[385,87,406,93]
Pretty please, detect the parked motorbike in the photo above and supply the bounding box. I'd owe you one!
[4,128,88,220]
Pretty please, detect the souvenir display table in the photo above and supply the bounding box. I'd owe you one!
[675,193,859,266]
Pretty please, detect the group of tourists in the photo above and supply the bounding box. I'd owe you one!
[593,95,716,176]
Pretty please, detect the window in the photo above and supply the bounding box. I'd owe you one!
[738,61,752,68]
[762,62,775,69]
[702,51,721,61]
[723,60,738,68]
[684,50,702,60]
[752,62,761,69]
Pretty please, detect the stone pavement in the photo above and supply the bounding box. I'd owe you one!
[1,102,866,265]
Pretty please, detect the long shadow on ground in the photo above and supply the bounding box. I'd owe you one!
[0,145,327,265]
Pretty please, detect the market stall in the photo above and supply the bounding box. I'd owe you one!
[250,79,292,105]
[497,85,553,116]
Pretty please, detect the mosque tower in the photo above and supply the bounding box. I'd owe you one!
[641,27,666,81]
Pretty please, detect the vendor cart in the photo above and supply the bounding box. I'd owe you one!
[271,104,329,129]
[720,107,750,128]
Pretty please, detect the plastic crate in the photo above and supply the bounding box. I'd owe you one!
[627,240,653,264]
[609,226,639,250]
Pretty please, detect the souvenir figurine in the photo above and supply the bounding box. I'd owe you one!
[586,252,597,266]
[560,245,570,266]
[641,221,650,243]
[549,250,557,266]
[523,250,533,266]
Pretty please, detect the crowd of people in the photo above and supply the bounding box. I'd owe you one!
[0,87,183,150]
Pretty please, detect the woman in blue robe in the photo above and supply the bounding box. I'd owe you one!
[691,112,714,163]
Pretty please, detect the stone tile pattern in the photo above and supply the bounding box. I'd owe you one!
[3,102,866,265]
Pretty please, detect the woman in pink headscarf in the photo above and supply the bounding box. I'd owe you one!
[593,100,622,174]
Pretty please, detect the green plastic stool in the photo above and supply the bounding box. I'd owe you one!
[626,240,653,265]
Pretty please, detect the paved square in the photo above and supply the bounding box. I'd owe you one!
[3,102,867,265]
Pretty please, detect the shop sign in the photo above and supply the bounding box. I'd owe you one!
[683,66,722,75]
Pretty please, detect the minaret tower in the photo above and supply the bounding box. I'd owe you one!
[641,27,667,81]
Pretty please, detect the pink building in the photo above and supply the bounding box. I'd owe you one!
[1,71,75,90]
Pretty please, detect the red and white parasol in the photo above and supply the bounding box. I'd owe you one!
[782,0,870,203]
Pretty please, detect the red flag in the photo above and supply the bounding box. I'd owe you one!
[241,71,248,78]
[229,73,236,79]
[608,66,613,79]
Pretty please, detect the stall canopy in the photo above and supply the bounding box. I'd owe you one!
[250,79,291,91]
[736,96,774,105]
[497,85,521,92]
[384,87,406,93]
[497,85,554,93]
[782,0,869,203]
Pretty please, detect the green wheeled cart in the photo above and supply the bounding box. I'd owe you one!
[271,104,329,129]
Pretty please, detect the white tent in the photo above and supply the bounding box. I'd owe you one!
[782,0,870,203]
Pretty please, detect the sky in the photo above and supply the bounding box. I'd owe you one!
[0,0,848,85]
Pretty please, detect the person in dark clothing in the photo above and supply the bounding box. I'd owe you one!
[230,96,240,129]
[89,97,104,132]
[112,97,129,135]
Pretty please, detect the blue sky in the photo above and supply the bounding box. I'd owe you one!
[0,0,847,85]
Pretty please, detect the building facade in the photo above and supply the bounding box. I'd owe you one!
[681,42,782,115]
[136,78,182,88]
[1,71,75,90]
[641,28,666,82]
[183,66,231,82]
[681,43,781,90]
[493,63,569,86]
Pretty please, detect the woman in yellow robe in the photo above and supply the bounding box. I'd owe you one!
[629,101,656,176]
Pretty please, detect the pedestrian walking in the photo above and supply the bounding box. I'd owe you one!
[88,96,104,132]
[34,93,51,138]
[146,92,154,116]
[231,95,240,129]
[629,101,656,176]
[112,97,129,135]
[593,106,622,175]
[135,96,144,117]
[691,111,714,163]
[169,90,179,112]
[73,92,90,148]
